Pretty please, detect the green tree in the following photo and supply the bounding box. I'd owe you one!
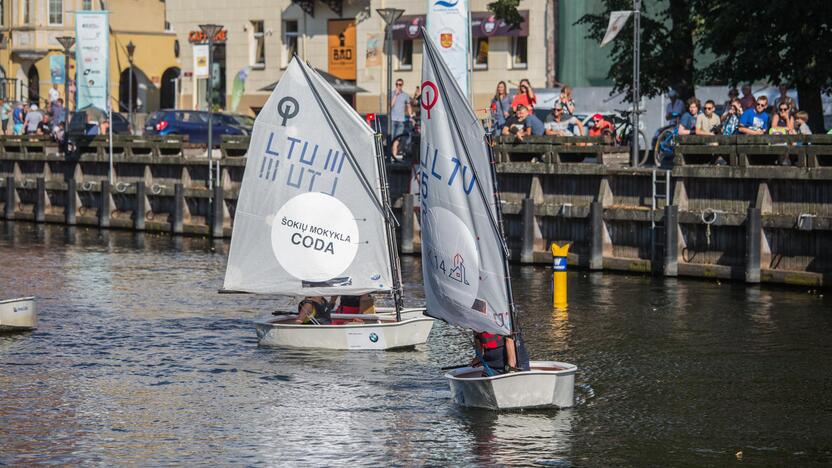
[699,0,831,131]
[574,0,699,102]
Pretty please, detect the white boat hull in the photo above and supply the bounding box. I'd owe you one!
[445,360,577,410]
[0,297,37,331]
[255,307,434,350]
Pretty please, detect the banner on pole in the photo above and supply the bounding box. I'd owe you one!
[50,55,65,85]
[600,11,632,47]
[193,45,209,79]
[426,0,469,98]
[75,11,109,110]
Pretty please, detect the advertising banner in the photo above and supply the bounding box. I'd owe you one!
[75,11,109,110]
[50,55,65,85]
[426,0,469,99]
[365,33,382,67]
[193,44,209,79]
[328,19,356,80]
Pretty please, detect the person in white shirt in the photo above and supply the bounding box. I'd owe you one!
[665,89,684,126]
[48,85,60,105]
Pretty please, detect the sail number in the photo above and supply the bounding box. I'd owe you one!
[419,142,476,200]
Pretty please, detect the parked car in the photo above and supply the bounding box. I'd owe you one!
[144,110,247,146]
[222,113,255,133]
[64,108,131,157]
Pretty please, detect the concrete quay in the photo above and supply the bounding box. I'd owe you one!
[1,134,830,288]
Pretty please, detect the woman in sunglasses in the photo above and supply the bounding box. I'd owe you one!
[511,79,536,112]
[770,103,795,135]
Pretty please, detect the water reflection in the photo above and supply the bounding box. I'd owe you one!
[1,221,831,466]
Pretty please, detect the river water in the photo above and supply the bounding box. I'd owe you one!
[1,222,830,466]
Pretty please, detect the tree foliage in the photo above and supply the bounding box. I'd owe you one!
[488,0,524,31]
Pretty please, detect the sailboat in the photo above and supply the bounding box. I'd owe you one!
[418,30,577,409]
[222,57,433,350]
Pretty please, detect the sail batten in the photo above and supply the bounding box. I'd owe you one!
[223,58,393,297]
[419,30,512,336]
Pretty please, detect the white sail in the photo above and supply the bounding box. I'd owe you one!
[223,58,393,296]
[419,31,512,335]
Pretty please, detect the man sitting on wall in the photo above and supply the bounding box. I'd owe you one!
[501,104,544,140]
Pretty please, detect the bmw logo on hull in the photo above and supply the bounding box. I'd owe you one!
[369,333,379,343]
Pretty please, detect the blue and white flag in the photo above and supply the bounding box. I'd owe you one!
[426,0,469,99]
[75,11,109,110]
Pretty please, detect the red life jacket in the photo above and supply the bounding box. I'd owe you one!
[336,295,361,314]
[478,332,505,350]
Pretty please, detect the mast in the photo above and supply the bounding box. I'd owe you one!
[422,31,516,334]
[373,133,404,320]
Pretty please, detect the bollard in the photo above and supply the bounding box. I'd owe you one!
[589,201,603,270]
[400,193,414,254]
[4,176,14,220]
[134,183,146,230]
[65,179,77,225]
[521,198,536,264]
[99,180,111,228]
[745,207,761,283]
[664,205,679,276]
[551,243,569,310]
[212,184,224,238]
[173,182,184,235]
[35,177,45,222]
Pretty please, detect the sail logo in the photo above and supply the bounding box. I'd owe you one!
[258,133,346,197]
[448,253,469,285]
[277,96,299,126]
[420,81,438,119]
[434,0,459,7]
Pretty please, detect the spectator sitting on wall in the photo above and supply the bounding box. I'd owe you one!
[51,98,66,125]
[738,96,770,135]
[740,84,756,110]
[773,84,797,115]
[12,102,25,135]
[696,100,721,135]
[665,89,684,125]
[100,119,110,137]
[587,113,614,138]
[544,103,584,136]
[721,98,742,136]
[795,111,812,135]
[554,85,576,116]
[770,102,795,134]
[502,104,544,140]
[677,98,700,136]
[722,88,739,114]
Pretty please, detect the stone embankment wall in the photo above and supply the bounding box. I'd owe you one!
[1,134,830,287]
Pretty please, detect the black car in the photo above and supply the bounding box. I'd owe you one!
[64,109,131,157]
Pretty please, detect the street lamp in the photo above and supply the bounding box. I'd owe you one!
[56,36,75,115]
[631,0,641,167]
[126,40,136,134]
[376,8,404,144]
[199,23,223,195]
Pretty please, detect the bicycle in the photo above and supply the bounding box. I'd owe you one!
[611,109,649,165]
[652,125,678,167]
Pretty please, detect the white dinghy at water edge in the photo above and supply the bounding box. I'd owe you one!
[418,29,576,409]
[0,297,37,331]
[445,361,577,410]
[221,57,433,349]
[255,307,434,350]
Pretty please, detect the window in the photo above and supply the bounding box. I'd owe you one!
[250,20,265,68]
[395,40,413,71]
[48,0,63,25]
[23,0,30,24]
[0,1,4,26]
[82,0,92,10]
[473,37,488,70]
[510,37,528,69]
[282,20,299,69]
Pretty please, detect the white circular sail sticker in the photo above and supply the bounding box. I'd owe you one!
[271,192,360,282]
[423,207,480,310]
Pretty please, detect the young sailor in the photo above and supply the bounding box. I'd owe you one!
[332,294,374,325]
[471,332,530,376]
[295,296,332,325]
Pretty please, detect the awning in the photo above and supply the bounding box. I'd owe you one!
[259,68,368,94]
[391,11,529,41]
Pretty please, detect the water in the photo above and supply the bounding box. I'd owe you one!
[1,222,831,466]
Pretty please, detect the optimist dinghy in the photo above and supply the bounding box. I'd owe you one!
[419,30,577,408]
[0,297,37,331]
[222,57,433,350]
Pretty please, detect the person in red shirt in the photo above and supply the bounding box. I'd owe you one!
[511,80,536,112]
[588,113,614,137]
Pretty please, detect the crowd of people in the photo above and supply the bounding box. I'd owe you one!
[667,84,814,137]
[0,85,68,142]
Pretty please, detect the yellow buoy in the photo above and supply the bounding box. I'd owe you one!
[551,243,570,310]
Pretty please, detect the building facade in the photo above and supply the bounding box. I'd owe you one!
[166,0,551,115]
[0,0,177,112]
